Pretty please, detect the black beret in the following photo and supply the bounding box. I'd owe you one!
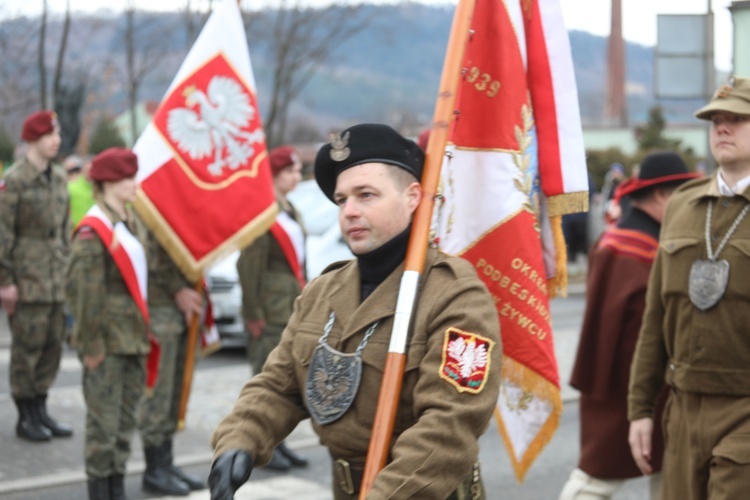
[314,124,424,201]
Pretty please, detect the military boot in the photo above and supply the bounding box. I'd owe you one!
[34,394,73,437]
[14,398,51,442]
[87,477,111,500]
[109,474,126,500]
[265,447,292,471]
[277,441,309,467]
[163,440,205,490]
[142,444,190,496]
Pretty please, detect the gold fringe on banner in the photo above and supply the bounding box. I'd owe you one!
[547,190,588,218]
[546,215,568,299]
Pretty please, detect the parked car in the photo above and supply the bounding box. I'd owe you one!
[206,179,353,345]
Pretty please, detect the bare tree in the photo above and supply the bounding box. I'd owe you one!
[38,0,48,109]
[124,2,178,145]
[245,2,376,147]
[52,0,72,104]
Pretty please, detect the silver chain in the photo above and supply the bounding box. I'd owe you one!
[318,311,378,353]
[705,200,750,261]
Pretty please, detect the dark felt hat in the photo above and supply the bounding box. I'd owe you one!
[616,151,699,198]
[314,124,424,201]
[695,76,750,120]
[269,145,299,176]
[90,148,139,182]
[21,111,58,142]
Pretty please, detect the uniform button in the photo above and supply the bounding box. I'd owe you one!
[712,234,719,242]
[669,363,675,370]
[722,199,732,208]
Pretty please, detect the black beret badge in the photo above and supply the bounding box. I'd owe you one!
[329,131,351,162]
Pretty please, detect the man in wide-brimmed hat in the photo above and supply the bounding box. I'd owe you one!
[560,151,698,500]
[629,76,750,500]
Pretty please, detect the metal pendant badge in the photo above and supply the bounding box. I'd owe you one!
[688,259,730,311]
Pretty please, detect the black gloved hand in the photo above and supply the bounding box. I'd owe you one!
[209,449,254,500]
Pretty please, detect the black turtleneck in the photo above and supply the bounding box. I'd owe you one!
[616,205,661,241]
[356,225,411,301]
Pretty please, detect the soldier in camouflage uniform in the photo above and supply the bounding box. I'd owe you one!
[236,145,308,470]
[66,148,151,500]
[0,111,73,442]
[137,232,205,496]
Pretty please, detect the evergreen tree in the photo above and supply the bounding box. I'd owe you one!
[634,106,681,152]
[88,118,125,155]
[0,125,15,172]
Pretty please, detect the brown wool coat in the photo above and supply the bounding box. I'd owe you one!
[212,248,501,499]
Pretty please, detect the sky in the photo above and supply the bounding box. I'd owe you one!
[0,0,735,70]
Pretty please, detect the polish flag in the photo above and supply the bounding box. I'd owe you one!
[433,0,588,481]
[133,0,276,282]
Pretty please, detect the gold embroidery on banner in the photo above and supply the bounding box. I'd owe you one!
[512,103,539,230]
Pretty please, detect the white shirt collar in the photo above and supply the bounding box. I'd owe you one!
[717,171,750,196]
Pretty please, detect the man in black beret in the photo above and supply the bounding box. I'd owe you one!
[209,123,502,499]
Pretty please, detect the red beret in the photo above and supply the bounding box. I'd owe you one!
[89,148,138,182]
[269,145,299,176]
[21,111,58,142]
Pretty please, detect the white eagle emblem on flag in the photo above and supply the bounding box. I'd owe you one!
[167,75,265,176]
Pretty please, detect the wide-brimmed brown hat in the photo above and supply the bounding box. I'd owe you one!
[695,76,750,120]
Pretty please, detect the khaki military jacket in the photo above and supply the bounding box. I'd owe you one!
[629,175,750,421]
[213,248,502,499]
[237,204,304,326]
[66,204,150,357]
[146,232,193,336]
[0,158,69,302]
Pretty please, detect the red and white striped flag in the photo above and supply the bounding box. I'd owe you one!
[133,0,276,283]
[433,0,587,481]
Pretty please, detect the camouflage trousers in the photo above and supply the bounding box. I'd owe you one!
[138,308,188,448]
[8,302,66,399]
[83,354,145,478]
[247,323,284,375]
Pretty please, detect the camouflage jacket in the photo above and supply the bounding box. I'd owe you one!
[237,205,305,326]
[146,231,193,337]
[66,204,150,357]
[0,158,70,302]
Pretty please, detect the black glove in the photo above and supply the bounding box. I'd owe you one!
[209,449,254,500]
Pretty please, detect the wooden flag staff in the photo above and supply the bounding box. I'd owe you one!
[358,0,477,495]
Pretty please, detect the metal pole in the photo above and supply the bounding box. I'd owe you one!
[705,0,716,172]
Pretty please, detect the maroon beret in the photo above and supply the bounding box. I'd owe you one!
[89,148,138,182]
[21,111,58,142]
[269,145,299,176]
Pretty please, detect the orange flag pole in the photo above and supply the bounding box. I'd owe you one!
[177,281,203,430]
[358,0,476,495]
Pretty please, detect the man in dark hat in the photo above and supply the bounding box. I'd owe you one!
[560,151,698,500]
[0,110,73,442]
[628,76,750,500]
[209,124,501,499]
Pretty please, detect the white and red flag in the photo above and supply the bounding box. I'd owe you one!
[133,0,276,283]
[432,0,587,481]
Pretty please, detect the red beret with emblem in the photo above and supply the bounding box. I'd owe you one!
[269,145,299,176]
[21,111,58,142]
[89,148,139,182]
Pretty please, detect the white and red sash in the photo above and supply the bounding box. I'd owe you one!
[269,209,306,289]
[76,204,161,387]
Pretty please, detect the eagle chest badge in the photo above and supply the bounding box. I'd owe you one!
[439,327,493,394]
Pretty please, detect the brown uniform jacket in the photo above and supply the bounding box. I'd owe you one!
[236,204,304,326]
[0,158,69,302]
[212,248,501,499]
[66,204,150,357]
[629,175,750,421]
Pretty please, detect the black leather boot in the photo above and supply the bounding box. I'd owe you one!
[87,477,111,500]
[109,474,126,500]
[265,446,292,471]
[163,440,205,490]
[14,398,51,442]
[277,441,309,467]
[35,394,73,437]
[142,445,190,496]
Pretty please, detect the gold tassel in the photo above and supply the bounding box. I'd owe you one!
[547,215,567,298]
